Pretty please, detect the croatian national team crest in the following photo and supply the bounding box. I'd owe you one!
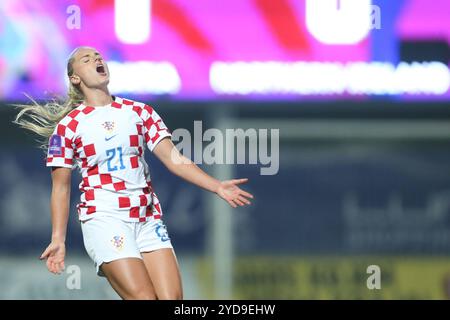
[102,121,115,133]
[48,134,62,155]
[111,235,124,251]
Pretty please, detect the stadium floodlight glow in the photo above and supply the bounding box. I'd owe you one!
[108,61,181,95]
[209,61,450,96]
[306,0,372,45]
[115,0,151,44]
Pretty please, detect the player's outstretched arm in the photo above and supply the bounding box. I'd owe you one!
[153,138,254,208]
[40,167,71,274]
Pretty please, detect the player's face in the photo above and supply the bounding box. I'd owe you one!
[70,47,110,90]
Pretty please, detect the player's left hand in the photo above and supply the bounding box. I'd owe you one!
[40,241,66,275]
[216,178,254,208]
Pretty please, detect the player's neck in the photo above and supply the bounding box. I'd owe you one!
[83,88,113,107]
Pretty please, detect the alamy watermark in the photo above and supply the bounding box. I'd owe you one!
[366,265,381,290]
[66,265,81,290]
[66,5,81,30]
[171,121,279,176]
[370,5,381,30]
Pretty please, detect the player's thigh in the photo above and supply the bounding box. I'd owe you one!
[142,248,183,300]
[81,215,156,300]
[101,257,157,300]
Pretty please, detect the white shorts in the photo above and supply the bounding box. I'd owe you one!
[80,214,173,277]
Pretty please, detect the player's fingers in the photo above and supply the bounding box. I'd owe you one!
[40,248,51,260]
[53,261,60,274]
[239,189,254,199]
[47,262,54,273]
[56,262,63,274]
[59,260,66,273]
[234,198,245,206]
[232,178,248,185]
[51,261,58,274]
[227,199,237,208]
[237,195,251,205]
[46,258,52,271]
[53,262,61,274]
[48,260,58,274]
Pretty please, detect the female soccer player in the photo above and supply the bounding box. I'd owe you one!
[14,46,253,300]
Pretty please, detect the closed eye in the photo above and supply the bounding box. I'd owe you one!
[80,53,101,63]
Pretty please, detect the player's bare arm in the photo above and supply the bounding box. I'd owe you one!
[39,167,71,275]
[153,137,254,208]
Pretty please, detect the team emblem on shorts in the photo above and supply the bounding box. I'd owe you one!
[111,235,124,251]
[155,223,170,242]
[102,121,115,133]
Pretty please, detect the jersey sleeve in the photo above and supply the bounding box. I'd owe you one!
[46,118,76,169]
[141,105,172,152]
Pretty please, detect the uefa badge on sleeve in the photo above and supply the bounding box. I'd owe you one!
[48,134,62,155]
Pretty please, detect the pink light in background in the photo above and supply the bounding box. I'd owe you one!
[397,0,450,42]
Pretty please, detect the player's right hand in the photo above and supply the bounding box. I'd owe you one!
[40,241,66,275]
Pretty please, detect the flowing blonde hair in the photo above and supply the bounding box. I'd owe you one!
[13,47,85,151]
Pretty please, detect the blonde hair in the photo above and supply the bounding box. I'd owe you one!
[13,47,85,151]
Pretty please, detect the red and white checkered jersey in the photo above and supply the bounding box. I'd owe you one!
[46,97,171,222]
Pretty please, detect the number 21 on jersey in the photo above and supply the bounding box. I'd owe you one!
[106,147,126,172]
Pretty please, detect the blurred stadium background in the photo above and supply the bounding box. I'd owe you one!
[1,0,450,299]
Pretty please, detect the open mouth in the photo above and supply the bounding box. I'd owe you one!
[96,64,106,75]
